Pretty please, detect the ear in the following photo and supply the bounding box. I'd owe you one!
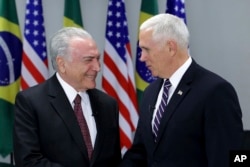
[56,56,66,73]
[167,40,177,56]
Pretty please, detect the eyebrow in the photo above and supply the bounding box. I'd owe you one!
[140,46,149,51]
[82,55,100,59]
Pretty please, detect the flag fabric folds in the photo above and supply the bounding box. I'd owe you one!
[64,0,83,27]
[0,0,22,157]
[21,0,48,90]
[135,0,158,103]
[102,0,138,155]
[166,0,187,24]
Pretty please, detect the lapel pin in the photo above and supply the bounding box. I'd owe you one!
[177,90,183,95]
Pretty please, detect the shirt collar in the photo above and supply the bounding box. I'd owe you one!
[168,56,192,89]
[56,73,84,105]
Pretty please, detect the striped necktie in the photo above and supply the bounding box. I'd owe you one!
[152,79,172,142]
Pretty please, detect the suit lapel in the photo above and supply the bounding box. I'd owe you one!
[47,75,89,159]
[154,61,196,146]
[87,90,104,164]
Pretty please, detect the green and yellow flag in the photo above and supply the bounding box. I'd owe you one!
[0,0,22,157]
[63,0,83,27]
[135,0,158,103]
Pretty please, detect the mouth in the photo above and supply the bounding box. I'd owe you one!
[146,65,152,70]
[86,74,97,80]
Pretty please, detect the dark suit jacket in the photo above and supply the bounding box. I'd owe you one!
[14,74,121,167]
[120,60,243,167]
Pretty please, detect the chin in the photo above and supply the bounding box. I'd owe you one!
[88,83,96,89]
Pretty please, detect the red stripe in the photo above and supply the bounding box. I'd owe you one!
[22,51,46,83]
[20,76,29,90]
[127,79,139,112]
[103,51,128,93]
[102,77,136,131]
[126,43,132,56]
[126,43,139,111]
[103,1,139,153]
[120,128,132,149]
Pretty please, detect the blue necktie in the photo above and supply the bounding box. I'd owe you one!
[152,79,172,142]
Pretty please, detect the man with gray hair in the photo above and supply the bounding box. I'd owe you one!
[120,13,243,167]
[14,27,121,167]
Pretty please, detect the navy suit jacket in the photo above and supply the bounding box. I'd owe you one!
[121,60,243,167]
[14,74,121,167]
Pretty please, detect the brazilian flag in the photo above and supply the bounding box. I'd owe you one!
[63,0,83,27]
[135,0,158,103]
[0,0,22,157]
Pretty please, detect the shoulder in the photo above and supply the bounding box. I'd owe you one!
[17,80,48,97]
[190,61,237,96]
[189,60,231,85]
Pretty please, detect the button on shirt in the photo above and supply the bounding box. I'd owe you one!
[56,73,97,147]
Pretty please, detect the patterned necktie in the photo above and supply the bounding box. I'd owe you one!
[74,94,93,159]
[152,79,172,142]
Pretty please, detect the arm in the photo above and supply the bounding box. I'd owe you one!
[204,82,243,167]
[120,122,148,167]
[13,92,64,167]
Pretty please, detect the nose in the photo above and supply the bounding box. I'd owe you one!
[139,52,146,62]
[93,59,101,72]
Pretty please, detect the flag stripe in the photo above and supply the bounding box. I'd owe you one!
[22,38,48,79]
[125,44,138,108]
[21,61,39,88]
[21,0,48,90]
[103,31,138,128]
[102,0,138,154]
[102,68,137,129]
[119,114,134,143]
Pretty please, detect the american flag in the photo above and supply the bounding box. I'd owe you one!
[102,0,138,155]
[166,0,187,24]
[21,0,48,90]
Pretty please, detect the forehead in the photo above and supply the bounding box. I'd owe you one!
[70,37,93,47]
[70,37,99,55]
[139,29,157,47]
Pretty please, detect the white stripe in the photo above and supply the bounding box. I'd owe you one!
[105,39,128,80]
[125,48,136,88]
[103,63,138,123]
[103,64,138,128]
[121,146,128,157]
[23,37,48,79]
[21,62,38,87]
[119,112,133,142]
[105,44,138,117]
[103,63,138,124]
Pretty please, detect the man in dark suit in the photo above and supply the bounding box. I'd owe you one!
[120,14,243,167]
[14,27,121,167]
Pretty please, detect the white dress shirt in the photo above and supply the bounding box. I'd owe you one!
[56,73,97,147]
[151,57,192,128]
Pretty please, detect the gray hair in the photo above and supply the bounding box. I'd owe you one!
[140,13,189,49]
[49,27,93,71]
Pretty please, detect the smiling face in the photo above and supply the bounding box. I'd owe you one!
[57,37,100,92]
[139,28,175,78]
